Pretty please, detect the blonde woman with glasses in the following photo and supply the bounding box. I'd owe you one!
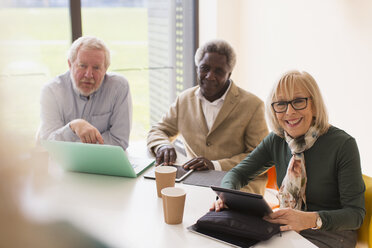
[211,70,365,248]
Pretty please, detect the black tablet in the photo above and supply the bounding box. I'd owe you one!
[143,164,194,182]
[211,186,272,217]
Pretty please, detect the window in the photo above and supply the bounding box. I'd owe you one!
[81,1,150,141]
[0,1,70,147]
[148,0,197,124]
[0,0,197,147]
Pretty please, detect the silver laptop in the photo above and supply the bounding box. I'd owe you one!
[41,140,154,178]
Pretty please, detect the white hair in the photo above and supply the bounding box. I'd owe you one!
[68,36,111,69]
[194,39,236,71]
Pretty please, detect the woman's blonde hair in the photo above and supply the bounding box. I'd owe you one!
[266,70,329,137]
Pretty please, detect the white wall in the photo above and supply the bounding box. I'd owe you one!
[199,0,372,176]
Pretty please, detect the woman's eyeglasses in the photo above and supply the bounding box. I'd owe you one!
[271,97,310,113]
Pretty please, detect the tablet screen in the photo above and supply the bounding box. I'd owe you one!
[143,164,193,182]
[211,186,272,217]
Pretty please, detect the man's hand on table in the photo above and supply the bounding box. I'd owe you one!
[183,157,214,171]
[69,119,104,144]
[155,145,177,166]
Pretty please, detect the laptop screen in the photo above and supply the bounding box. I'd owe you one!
[42,140,154,178]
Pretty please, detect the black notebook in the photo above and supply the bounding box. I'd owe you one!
[187,224,259,248]
[188,188,280,248]
[182,169,226,187]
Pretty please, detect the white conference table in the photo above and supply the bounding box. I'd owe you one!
[22,143,318,248]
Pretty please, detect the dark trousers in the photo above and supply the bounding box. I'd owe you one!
[300,229,357,248]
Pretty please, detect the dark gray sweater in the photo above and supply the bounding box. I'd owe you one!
[221,126,365,231]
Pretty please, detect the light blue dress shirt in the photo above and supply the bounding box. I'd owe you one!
[38,71,132,150]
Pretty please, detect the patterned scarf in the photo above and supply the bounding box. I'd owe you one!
[278,126,320,210]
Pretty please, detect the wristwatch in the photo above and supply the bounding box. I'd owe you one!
[312,213,322,230]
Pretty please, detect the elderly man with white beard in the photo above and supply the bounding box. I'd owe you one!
[38,36,132,150]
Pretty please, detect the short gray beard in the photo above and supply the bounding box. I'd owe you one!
[70,73,96,97]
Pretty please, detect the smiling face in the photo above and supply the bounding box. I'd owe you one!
[197,52,231,102]
[275,85,314,138]
[68,48,107,96]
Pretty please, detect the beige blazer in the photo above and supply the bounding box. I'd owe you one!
[147,81,269,194]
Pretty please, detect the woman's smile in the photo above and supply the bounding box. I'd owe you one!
[285,117,303,127]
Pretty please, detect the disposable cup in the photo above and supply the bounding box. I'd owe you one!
[155,166,177,197]
[161,187,186,224]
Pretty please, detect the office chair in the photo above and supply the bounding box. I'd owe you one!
[265,166,279,209]
[357,174,372,247]
[266,166,278,190]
